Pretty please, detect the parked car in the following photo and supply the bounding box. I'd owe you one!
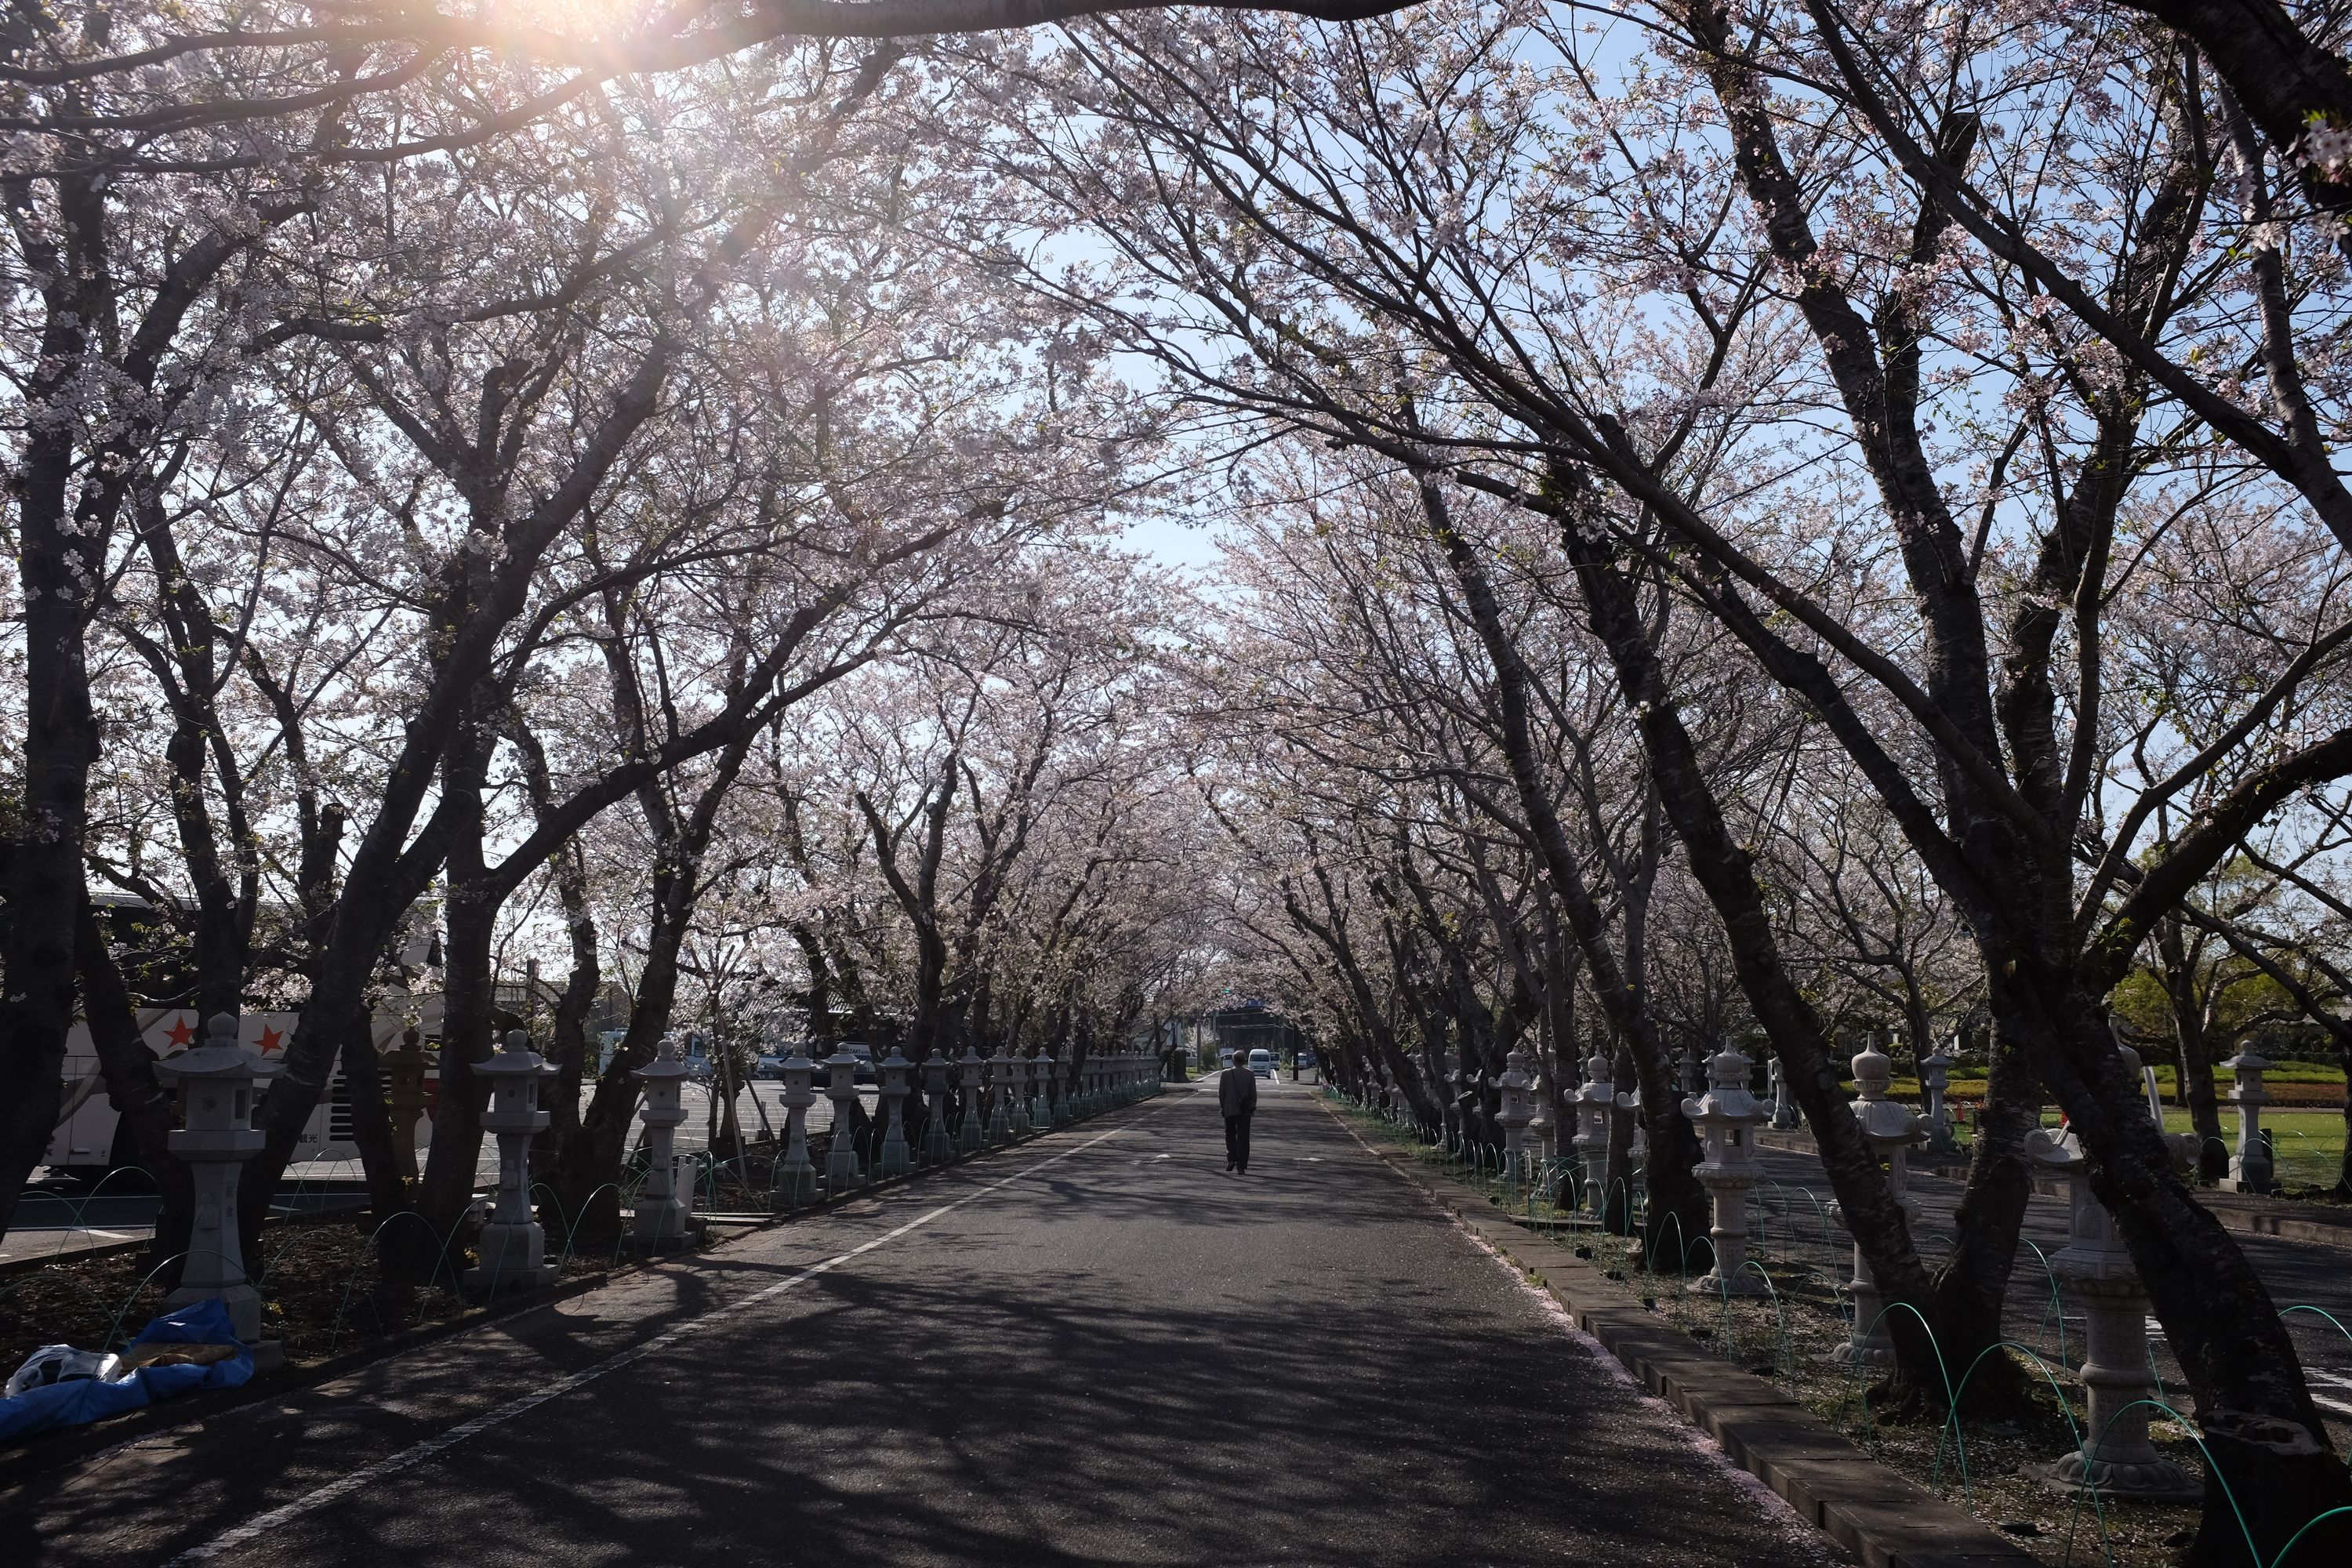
[1249,1047,1276,1080]
[844,1041,877,1083]
[1296,1050,1317,1071]
[753,1054,785,1080]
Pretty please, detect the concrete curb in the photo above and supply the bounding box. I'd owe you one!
[1330,1105,2039,1568]
[0,1094,1170,1487]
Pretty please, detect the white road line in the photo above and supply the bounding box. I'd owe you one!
[165,1119,1145,1566]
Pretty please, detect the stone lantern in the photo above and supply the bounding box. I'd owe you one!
[775,1047,818,1204]
[383,1024,430,1183]
[470,1029,559,1291]
[822,1045,866,1190]
[157,1012,280,1345]
[877,1046,913,1178]
[2028,1043,2201,1501]
[988,1045,1018,1144]
[1830,1034,1922,1367]
[1034,1047,1062,1127]
[2222,1049,2274,1193]
[1573,1049,1614,1215]
[955,1044,987,1152]
[633,1033,694,1247]
[1919,1037,1958,1156]
[1682,1044,1768,1295]
[1496,1044,1534,1185]
[1016,1049,1042,1135]
[920,1047,955,1164]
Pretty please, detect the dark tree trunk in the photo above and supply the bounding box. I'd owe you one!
[2155,919,2229,1183]
[1922,1018,2038,1414]
[1420,480,1706,1261]
[0,195,101,1244]
[414,743,499,1259]
[74,901,194,1272]
[1547,503,1942,1385]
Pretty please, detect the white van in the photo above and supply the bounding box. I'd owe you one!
[1249,1048,1276,1080]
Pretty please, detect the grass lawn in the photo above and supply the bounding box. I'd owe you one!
[1911,1105,2347,1187]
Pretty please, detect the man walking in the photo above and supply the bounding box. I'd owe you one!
[1219,1051,1258,1173]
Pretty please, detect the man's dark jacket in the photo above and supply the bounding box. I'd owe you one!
[1218,1064,1259,1116]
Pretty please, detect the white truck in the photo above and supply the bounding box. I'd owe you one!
[45,1009,429,1183]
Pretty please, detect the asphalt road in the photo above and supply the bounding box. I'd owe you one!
[6,1080,1843,1567]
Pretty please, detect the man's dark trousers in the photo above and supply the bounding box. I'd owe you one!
[1225,1113,1253,1173]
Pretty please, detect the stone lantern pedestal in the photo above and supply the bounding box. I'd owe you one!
[634,1035,694,1248]
[775,1050,818,1204]
[877,1047,913,1178]
[1053,1049,1075,1123]
[1031,1048,1055,1129]
[470,1030,559,1291]
[955,1045,987,1152]
[2027,1061,2201,1503]
[1831,1035,1922,1368]
[823,1046,866,1190]
[1683,1044,1768,1295]
[1572,1051,1613,1216]
[987,1047,1017,1145]
[1919,1040,1958,1156]
[383,1024,430,1183]
[2222,1050,2274,1193]
[921,1048,955,1164]
[158,1013,280,1345]
[1497,1045,1534,1187]
[1008,1051,1036,1136]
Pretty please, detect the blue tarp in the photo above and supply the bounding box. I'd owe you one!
[0,1297,255,1445]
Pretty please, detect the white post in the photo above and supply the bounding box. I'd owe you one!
[1497,1044,1534,1186]
[956,1044,988,1151]
[1682,1044,1768,1295]
[921,1047,955,1163]
[1768,1054,1802,1130]
[1009,1048,1036,1135]
[988,1045,1017,1143]
[157,1013,279,1345]
[1035,1047,1062,1127]
[2223,1050,2274,1192]
[2027,1045,2200,1501]
[823,1046,866,1190]
[1573,1049,1613,1215]
[470,1029,559,1290]
[1831,1033,1922,1367]
[1919,1038,1958,1156]
[877,1046,913,1178]
[776,1048,818,1203]
[634,1035,693,1247]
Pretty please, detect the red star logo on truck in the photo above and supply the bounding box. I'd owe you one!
[257,1025,284,1055]
[163,1014,194,1048]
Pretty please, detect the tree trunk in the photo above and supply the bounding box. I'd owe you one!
[408,706,504,1265]
[2156,917,2228,1182]
[74,902,194,1273]
[1420,480,1706,1260]
[0,263,100,1247]
[1922,1018,2038,1414]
